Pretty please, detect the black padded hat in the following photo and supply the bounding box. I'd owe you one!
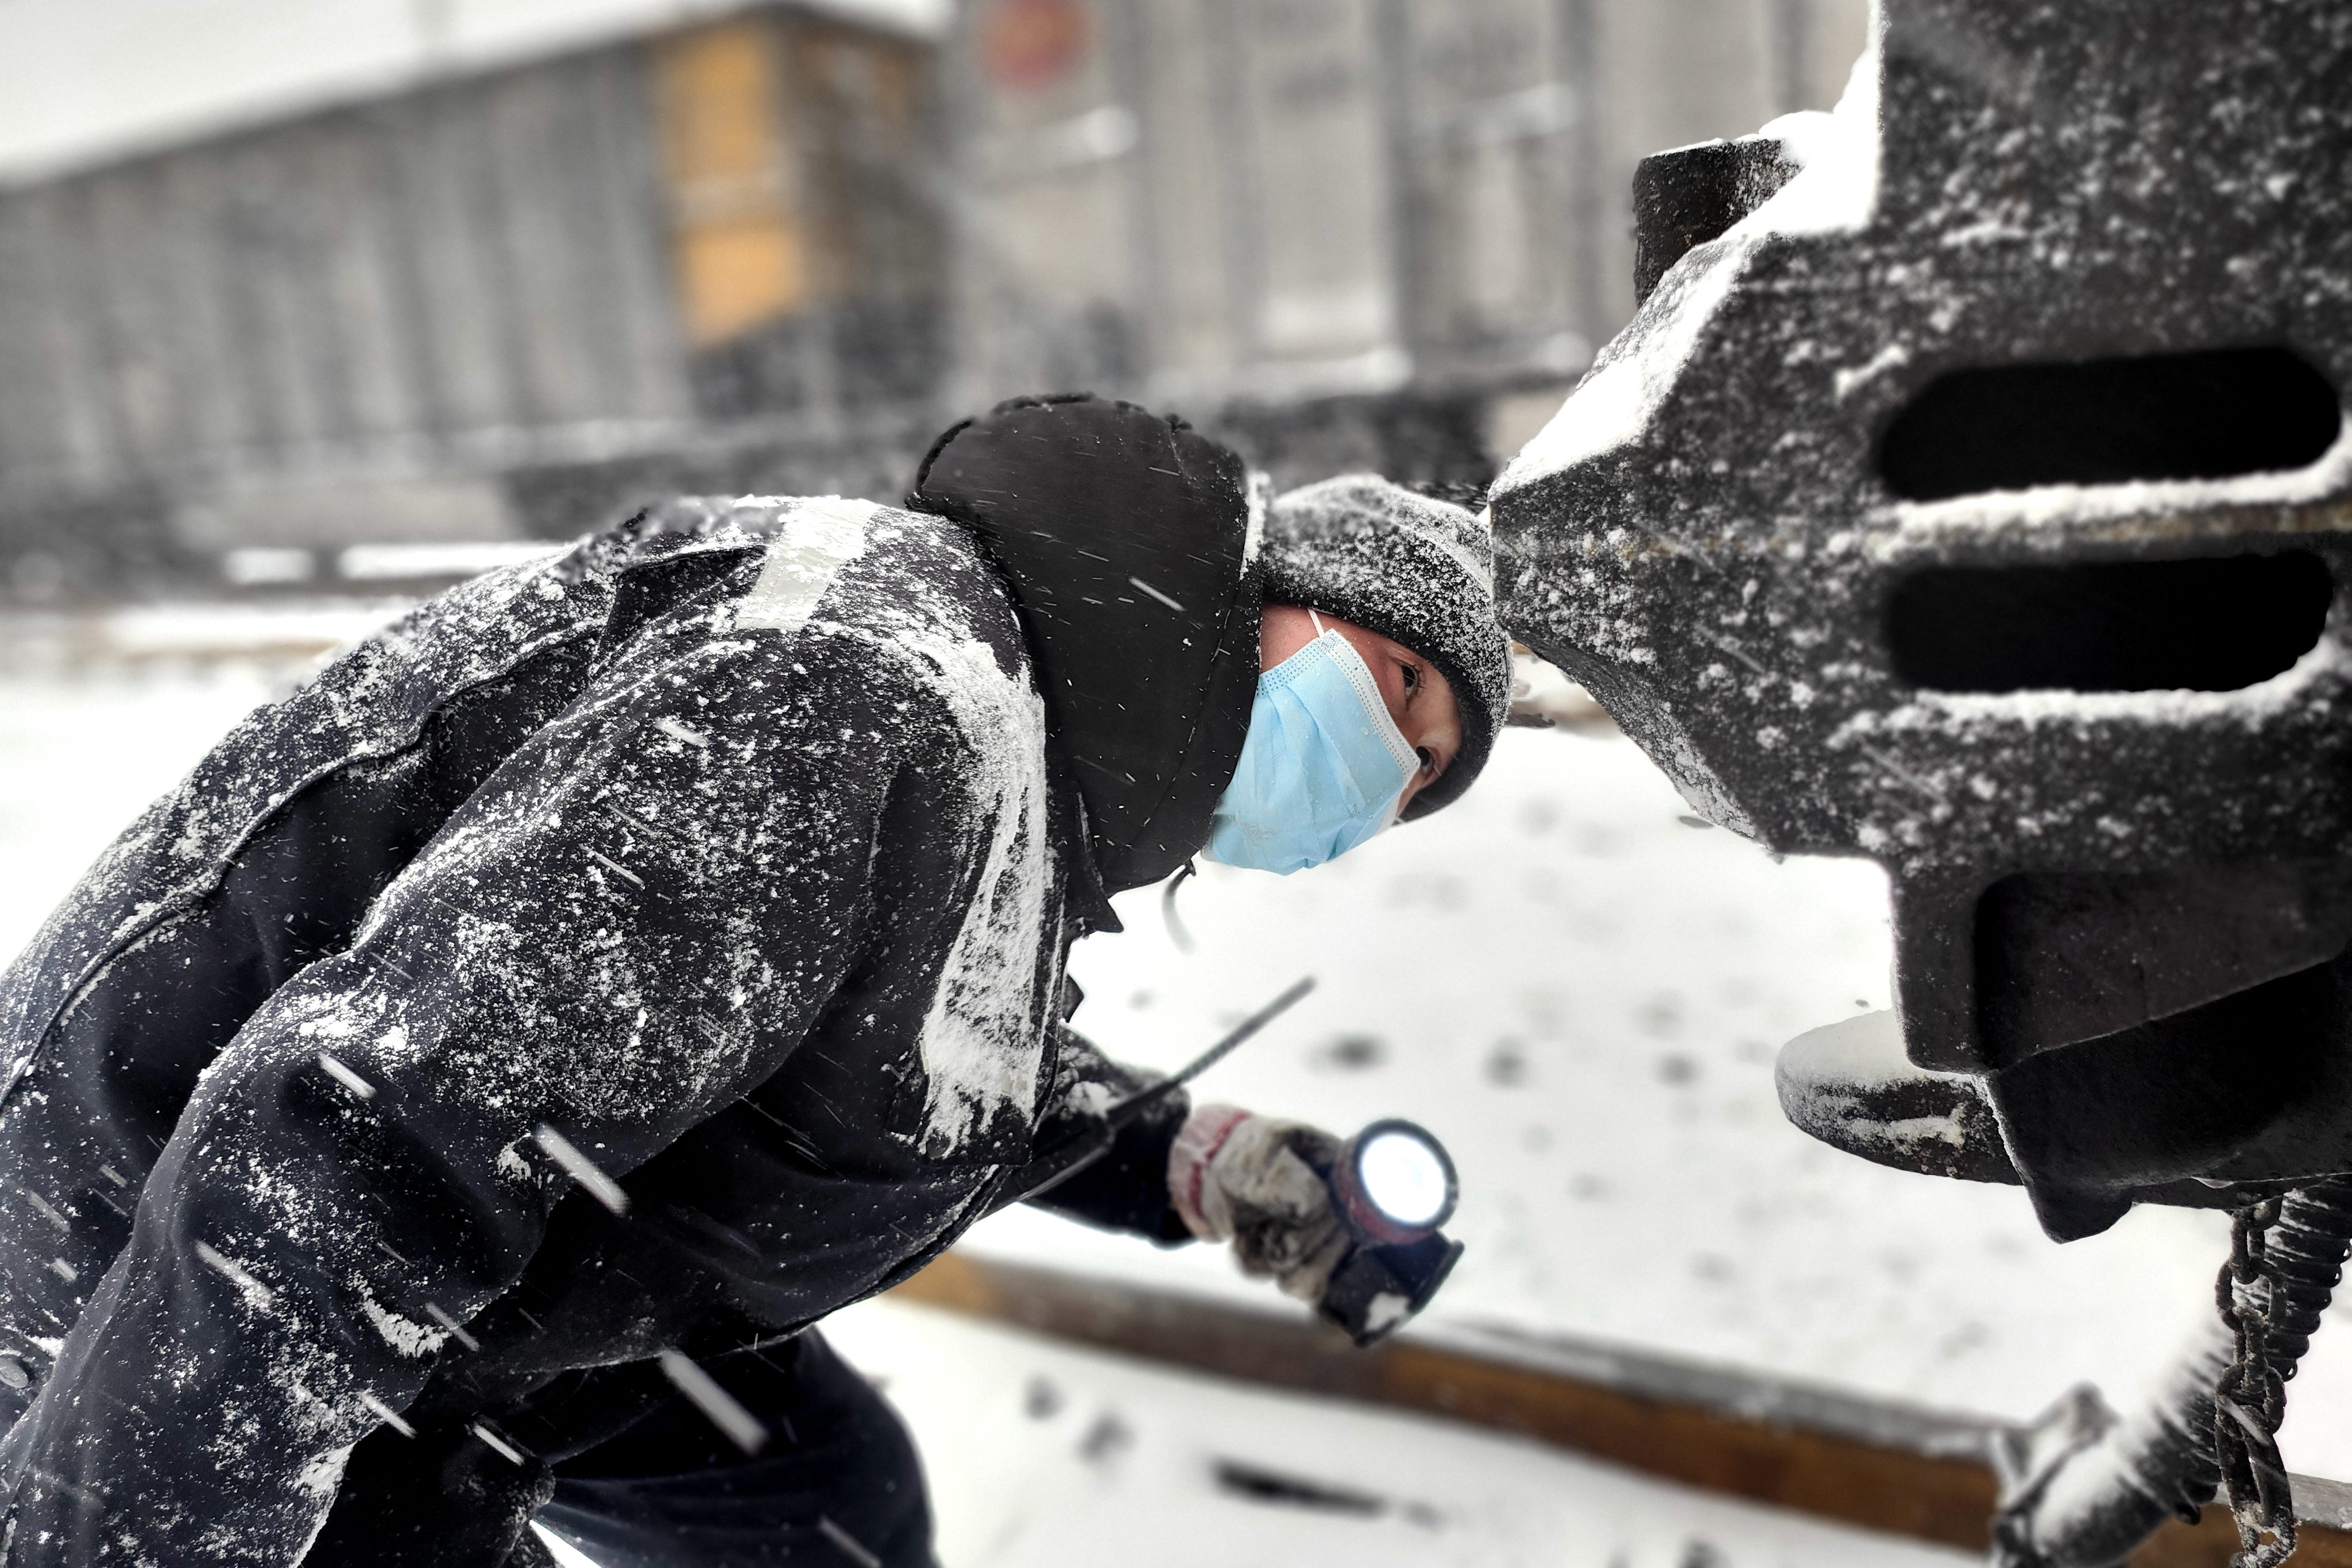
[1260,475,1513,818]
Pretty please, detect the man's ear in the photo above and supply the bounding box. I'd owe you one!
[1258,603,1321,671]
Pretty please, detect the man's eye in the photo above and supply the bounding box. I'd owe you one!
[1398,661,1419,692]
[1416,747,1435,775]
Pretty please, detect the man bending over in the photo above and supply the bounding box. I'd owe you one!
[0,394,1510,1566]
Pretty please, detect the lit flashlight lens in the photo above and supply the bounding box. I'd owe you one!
[1356,1127,1454,1229]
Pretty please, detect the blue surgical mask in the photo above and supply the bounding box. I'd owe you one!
[1202,627,1418,874]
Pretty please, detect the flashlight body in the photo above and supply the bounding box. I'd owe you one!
[1317,1119,1465,1346]
[1317,1233,1464,1346]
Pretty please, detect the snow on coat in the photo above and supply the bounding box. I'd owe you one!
[0,494,1197,1565]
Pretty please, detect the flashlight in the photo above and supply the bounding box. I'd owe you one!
[1317,1118,1464,1347]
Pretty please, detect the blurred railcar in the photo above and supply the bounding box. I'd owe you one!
[0,2,944,597]
[949,0,1870,491]
[0,0,1870,598]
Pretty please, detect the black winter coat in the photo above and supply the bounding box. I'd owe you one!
[0,400,1263,1565]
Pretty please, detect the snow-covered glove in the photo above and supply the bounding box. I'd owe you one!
[1168,1105,1352,1302]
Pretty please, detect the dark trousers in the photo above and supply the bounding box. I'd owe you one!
[309,1332,936,1568]
[535,1332,936,1568]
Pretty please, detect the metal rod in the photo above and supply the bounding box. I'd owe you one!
[1013,974,1318,1206]
[1108,973,1316,1127]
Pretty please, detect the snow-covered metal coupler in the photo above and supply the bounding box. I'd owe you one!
[1489,1,2352,1562]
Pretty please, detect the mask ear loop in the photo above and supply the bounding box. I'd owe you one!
[1308,606,1414,830]
[1161,860,1197,955]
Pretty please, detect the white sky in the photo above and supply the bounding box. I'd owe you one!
[0,0,951,184]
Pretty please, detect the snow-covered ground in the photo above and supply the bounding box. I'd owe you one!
[5,632,2349,1539]
[813,1298,1974,1567]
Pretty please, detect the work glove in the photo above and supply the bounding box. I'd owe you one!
[1167,1104,1352,1302]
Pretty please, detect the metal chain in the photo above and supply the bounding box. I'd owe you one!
[2213,1195,2295,1568]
